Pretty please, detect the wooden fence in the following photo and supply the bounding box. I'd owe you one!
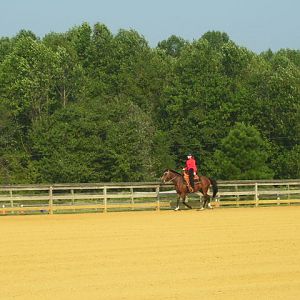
[0,179,300,215]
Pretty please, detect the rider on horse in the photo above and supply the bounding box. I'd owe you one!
[183,154,198,192]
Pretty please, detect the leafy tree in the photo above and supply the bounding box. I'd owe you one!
[109,29,168,116]
[66,22,92,67]
[247,54,300,148]
[43,32,87,107]
[150,130,176,174]
[157,35,188,57]
[13,29,38,41]
[280,145,300,178]
[269,145,300,179]
[220,42,253,78]
[0,37,59,126]
[158,38,229,173]
[213,123,274,179]
[276,49,300,68]
[0,102,31,183]
[201,31,229,50]
[0,23,300,182]
[29,97,169,182]
[0,37,13,63]
[54,46,85,107]
[43,32,70,51]
[84,23,114,97]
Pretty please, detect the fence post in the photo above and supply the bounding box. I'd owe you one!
[214,194,220,208]
[1,204,5,215]
[103,186,107,213]
[130,187,134,210]
[71,189,75,212]
[255,183,259,207]
[10,189,13,206]
[156,186,160,211]
[10,189,14,214]
[71,189,75,206]
[49,186,53,214]
[235,185,239,207]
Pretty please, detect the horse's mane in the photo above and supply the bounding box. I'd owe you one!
[164,169,182,176]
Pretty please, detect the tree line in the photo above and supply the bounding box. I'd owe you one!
[0,22,299,183]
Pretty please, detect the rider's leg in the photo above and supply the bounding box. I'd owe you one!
[188,169,194,189]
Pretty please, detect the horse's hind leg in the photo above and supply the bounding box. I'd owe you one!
[200,197,206,210]
[207,196,213,209]
[200,194,209,210]
[207,197,213,209]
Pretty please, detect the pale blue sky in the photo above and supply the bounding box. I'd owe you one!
[1,0,299,52]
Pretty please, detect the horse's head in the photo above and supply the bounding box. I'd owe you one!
[161,169,178,183]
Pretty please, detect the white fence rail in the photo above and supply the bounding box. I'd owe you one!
[0,180,300,215]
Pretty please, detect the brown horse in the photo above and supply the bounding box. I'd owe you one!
[161,169,218,211]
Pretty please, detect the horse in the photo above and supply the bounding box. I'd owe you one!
[161,169,218,211]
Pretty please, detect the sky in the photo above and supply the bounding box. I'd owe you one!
[1,0,299,53]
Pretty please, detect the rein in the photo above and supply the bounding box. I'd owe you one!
[164,172,180,184]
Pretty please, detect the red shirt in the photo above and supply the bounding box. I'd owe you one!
[185,157,197,172]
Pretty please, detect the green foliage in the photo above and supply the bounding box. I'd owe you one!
[0,37,59,126]
[269,144,300,179]
[0,37,13,63]
[201,31,230,49]
[29,97,172,183]
[214,123,274,179]
[54,46,85,107]
[157,35,188,57]
[0,102,31,183]
[0,23,299,183]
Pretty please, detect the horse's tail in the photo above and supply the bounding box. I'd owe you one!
[209,178,218,199]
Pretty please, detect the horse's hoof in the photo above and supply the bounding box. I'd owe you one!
[199,207,205,211]
[174,207,180,211]
[207,204,213,209]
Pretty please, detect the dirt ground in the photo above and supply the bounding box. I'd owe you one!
[1,206,300,300]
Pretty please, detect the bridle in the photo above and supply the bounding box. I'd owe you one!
[162,171,178,184]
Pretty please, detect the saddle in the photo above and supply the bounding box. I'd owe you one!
[183,171,199,192]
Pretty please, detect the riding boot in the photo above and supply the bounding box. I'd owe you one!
[188,184,194,193]
[188,169,194,192]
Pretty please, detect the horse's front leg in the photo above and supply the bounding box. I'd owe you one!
[182,194,192,209]
[174,195,181,211]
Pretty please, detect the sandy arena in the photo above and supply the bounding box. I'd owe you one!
[1,206,300,299]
